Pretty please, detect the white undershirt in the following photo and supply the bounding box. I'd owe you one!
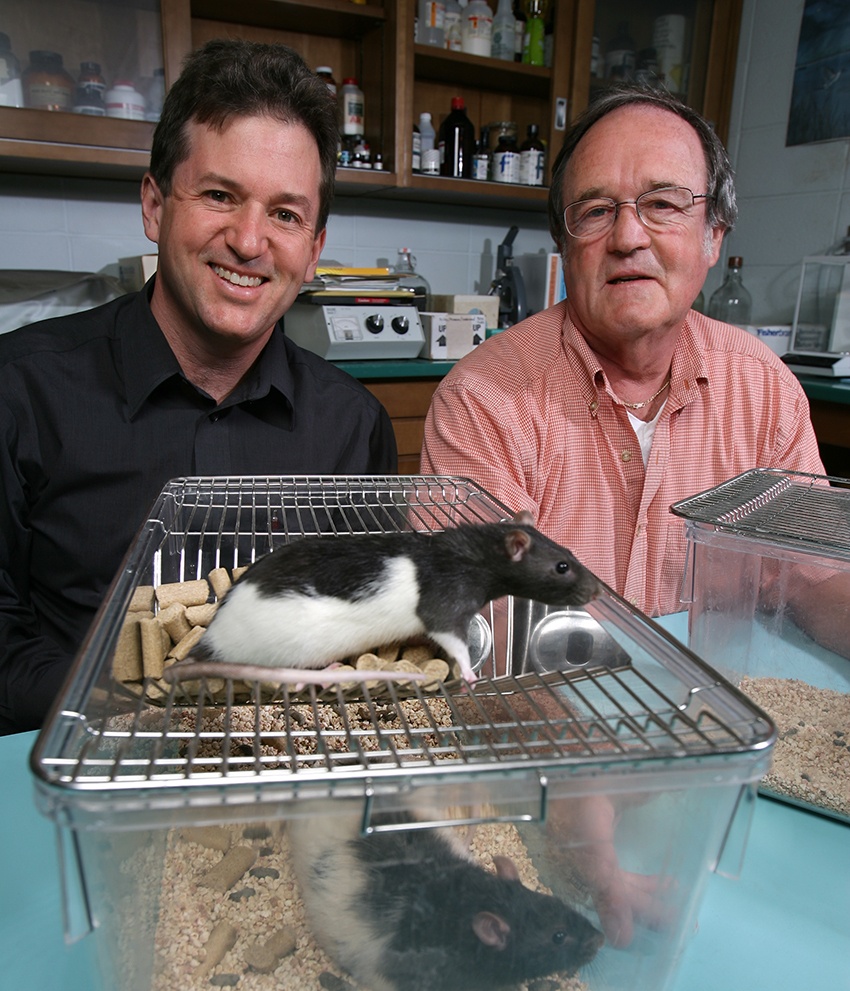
[626,401,666,465]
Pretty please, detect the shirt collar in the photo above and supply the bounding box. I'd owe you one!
[561,310,708,411]
[121,280,296,419]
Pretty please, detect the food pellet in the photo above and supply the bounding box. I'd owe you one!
[158,602,192,643]
[181,826,232,852]
[156,579,210,609]
[194,920,238,977]
[168,624,207,661]
[199,846,257,892]
[208,567,233,599]
[128,585,156,612]
[243,926,297,973]
[140,617,171,678]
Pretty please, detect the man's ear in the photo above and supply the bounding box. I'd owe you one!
[140,172,164,245]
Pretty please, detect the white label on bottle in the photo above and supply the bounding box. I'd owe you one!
[342,94,364,135]
[462,12,493,57]
[412,130,422,171]
[494,150,520,184]
[520,149,544,186]
[472,153,489,180]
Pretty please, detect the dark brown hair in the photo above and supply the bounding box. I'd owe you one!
[149,39,338,232]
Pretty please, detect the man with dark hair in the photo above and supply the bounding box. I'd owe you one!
[0,39,397,734]
[422,85,823,616]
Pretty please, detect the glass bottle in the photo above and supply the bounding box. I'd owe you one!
[0,33,23,108]
[493,130,521,184]
[491,0,517,62]
[315,66,338,97]
[23,50,74,111]
[418,0,446,48]
[473,124,491,180]
[394,248,431,308]
[708,256,753,328]
[519,123,545,186]
[73,61,107,117]
[439,96,475,179]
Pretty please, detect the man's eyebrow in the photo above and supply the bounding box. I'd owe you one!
[194,172,314,210]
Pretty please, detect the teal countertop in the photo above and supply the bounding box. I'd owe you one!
[334,358,454,380]
[2,720,848,991]
[797,374,850,405]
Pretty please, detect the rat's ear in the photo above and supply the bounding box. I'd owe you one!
[491,855,520,881]
[472,911,511,950]
[504,528,532,562]
[513,510,535,526]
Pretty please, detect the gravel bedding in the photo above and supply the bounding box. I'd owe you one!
[740,676,850,818]
[105,701,594,991]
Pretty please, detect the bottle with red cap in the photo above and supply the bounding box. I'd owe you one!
[438,95,475,179]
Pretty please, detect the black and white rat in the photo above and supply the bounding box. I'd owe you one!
[165,515,599,687]
[287,808,604,991]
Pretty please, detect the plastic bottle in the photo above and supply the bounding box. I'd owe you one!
[340,77,364,138]
[521,0,545,65]
[22,50,74,111]
[439,96,475,178]
[461,0,493,58]
[0,33,23,108]
[145,67,166,122]
[73,61,107,116]
[519,123,545,186]
[418,0,446,48]
[708,256,753,328]
[443,0,463,52]
[105,81,146,120]
[512,1,525,62]
[419,111,436,154]
[491,0,516,61]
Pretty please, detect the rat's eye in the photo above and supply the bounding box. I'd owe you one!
[556,561,571,574]
[552,929,568,945]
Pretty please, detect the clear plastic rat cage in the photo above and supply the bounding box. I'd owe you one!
[31,475,774,991]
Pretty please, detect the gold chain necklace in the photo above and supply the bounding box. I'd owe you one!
[616,376,671,411]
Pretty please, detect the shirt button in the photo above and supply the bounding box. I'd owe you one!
[210,412,220,422]
[621,450,632,462]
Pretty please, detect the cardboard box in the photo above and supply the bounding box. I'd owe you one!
[118,254,159,291]
[428,293,500,329]
[421,311,486,360]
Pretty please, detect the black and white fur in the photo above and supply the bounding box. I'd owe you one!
[181,516,599,684]
[287,809,604,991]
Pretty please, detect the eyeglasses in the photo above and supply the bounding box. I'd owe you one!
[564,186,712,239]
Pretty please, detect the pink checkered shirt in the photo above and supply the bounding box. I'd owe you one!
[421,302,824,615]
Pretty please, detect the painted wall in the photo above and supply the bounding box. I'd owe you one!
[706,0,850,322]
[1,0,848,324]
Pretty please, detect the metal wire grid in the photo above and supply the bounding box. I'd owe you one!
[671,469,850,556]
[34,475,774,801]
[155,475,514,581]
[38,661,772,790]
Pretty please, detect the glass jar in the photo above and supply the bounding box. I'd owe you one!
[23,50,74,111]
[73,61,107,116]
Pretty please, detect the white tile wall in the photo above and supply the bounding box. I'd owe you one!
[2,0,849,325]
[707,0,850,322]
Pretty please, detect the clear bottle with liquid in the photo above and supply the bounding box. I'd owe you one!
[394,248,431,309]
[519,123,545,186]
[708,256,752,328]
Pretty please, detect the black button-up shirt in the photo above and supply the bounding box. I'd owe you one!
[0,282,397,732]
